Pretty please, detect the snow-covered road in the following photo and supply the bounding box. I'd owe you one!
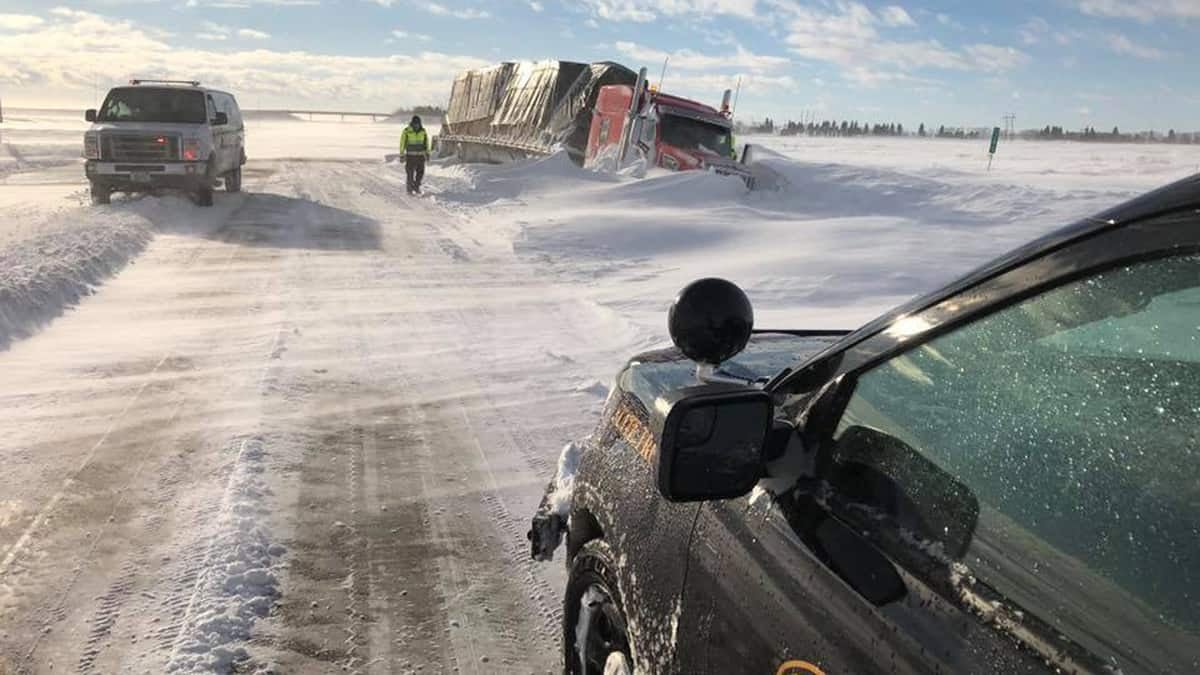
[3,111,1199,674]
[0,159,631,673]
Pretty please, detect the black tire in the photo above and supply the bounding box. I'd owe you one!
[195,157,216,206]
[195,187,214,207]
[563,540,633,675]
[90,182,111,205]
[225,167,242,193]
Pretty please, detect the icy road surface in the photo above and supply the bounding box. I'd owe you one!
[0,159,622,674]
[2,111,1199,673]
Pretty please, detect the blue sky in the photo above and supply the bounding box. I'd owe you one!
[0,0,1197,131]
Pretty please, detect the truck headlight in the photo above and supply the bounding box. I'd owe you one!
[83,133,100,160]
[182,138,201,161]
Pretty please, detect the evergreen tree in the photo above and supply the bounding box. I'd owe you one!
[918,123,926,137]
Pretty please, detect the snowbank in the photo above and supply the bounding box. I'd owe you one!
[0,193,244,350]
[427,139,1200,332]
[0,217,151,349]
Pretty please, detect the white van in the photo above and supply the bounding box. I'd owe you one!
[83,80,246,206]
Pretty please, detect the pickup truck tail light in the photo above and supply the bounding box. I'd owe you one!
[84,134,100,160]
[182,138,200,161]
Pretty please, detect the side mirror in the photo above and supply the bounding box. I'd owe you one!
[655,383,772,502]
[85,109,97,122]
[212,112,229,126]
[668,278,753,365]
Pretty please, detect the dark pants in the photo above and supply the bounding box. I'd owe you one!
[405,154,426,193]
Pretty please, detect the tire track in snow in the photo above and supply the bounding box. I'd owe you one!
[0,196,262,582]
[2,199,280,671]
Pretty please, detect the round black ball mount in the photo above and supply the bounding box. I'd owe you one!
[667,278,754,367]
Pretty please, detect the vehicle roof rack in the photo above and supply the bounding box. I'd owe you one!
[129,79,201,87]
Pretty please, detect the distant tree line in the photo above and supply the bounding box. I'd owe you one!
[766,119,908,137]
[391,105,446,117]
[1022,125,1198,144]
[736,116,1198,144]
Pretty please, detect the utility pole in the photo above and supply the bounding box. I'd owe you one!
[1003,113,1016,140]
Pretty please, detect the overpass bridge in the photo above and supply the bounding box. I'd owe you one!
[245,109,396,121]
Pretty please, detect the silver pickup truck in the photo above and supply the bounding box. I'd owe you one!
[83,80,246,207]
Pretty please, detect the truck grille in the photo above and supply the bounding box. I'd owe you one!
[103,134,179,161]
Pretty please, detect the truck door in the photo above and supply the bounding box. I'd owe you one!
[683,245,1200,674]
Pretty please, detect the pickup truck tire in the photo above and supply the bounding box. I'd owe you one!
[89,182,111,206]
[564,540,633,675]
[225,167,242,193]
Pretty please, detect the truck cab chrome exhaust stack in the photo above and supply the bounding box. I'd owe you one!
[619,67,648,163]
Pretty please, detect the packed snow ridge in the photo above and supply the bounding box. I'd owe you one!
[0,218,150,349]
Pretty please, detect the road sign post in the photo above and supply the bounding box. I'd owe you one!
[987,126,1001,171]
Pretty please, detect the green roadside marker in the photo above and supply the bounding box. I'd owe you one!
[988,126,1001,170]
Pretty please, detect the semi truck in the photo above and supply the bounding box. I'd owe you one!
[438,60,754,185]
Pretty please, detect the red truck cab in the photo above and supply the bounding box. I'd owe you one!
[585,84,745,177]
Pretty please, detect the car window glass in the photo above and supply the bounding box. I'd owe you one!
[98,88,206,124]
[830,253,1200,673]
[226,96,243,128]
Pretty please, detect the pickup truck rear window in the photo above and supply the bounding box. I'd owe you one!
[98,88,207,124]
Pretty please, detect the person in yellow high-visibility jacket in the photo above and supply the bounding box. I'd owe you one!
[400,115,431,194]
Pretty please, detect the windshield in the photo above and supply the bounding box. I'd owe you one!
[659,114,732,156]
[98,88,207,124]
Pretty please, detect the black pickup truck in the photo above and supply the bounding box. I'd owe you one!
[530,174,1200,674]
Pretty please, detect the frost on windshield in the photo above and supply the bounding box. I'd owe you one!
[832,253,1200,670]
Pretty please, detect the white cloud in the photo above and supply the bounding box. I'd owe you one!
[186,0,319,6]
[935,12,962,29]
[778,2,1029,84]
[879,6,915,27]
[529,1,544,11]
[193,20,269,41]
[1076,0,1200,22]
[393,29,432,41]
[0,14,45,31]
[964,44,1032,72]
[1018,16,1049,44]
[1107,32,1166,59]
[421,2,490,19]
[0,8,487,109]
[613,41,789,72]
[580,0,758,23]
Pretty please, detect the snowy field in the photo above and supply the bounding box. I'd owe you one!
[1,109,1198,673]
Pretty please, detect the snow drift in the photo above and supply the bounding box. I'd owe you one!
[0,217,151,349]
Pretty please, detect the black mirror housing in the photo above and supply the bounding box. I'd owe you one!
[656,383,772,502]
[85,109,97,122]
[212,112,229,126]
